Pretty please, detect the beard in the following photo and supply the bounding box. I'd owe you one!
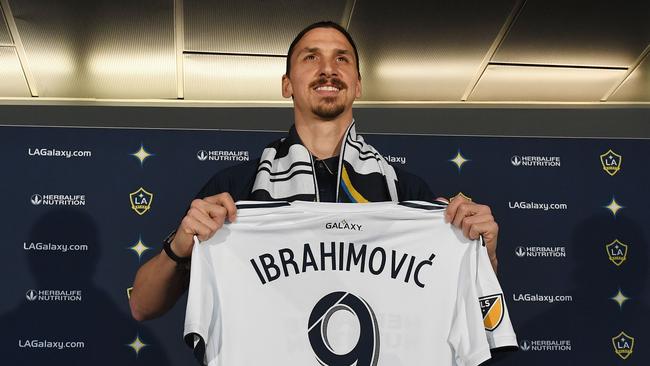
[310,76,347,119]
[312,97,345,119]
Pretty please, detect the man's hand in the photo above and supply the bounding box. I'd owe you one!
[130,192,237,321]
[171,193,237,258]
[443,195,499,273]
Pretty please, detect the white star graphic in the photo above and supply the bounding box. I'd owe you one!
[610,288,630,310]
[129,238,150,260]
[131,144,154,166]
[604,197,624,217]
[449,150,470,172]
[127,334,147,356]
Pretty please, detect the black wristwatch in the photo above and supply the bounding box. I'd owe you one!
[162,231,191,269]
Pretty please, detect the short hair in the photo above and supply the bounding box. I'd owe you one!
[285,21,361,79]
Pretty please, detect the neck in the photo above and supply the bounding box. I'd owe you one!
[294,116,353,159]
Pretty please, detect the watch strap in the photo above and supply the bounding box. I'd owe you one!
[162,231,191,265]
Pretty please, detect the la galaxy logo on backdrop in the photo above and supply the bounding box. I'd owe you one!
[611,331,634,360]
[606,239,628,266]
[129,187,153,215]
[600,149,622,176]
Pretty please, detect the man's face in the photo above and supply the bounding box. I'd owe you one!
[282,27,361,121]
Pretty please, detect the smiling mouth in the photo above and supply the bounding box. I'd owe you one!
[314,85,340,92]
[310,77,346,94]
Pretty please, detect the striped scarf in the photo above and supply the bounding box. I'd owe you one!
[251,121,398,202]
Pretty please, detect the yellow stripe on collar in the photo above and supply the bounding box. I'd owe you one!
[341,165,369,203]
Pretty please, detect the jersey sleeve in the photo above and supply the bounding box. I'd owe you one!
[448,244,492,366]
[475,238,518,350]
[184,236,222,366]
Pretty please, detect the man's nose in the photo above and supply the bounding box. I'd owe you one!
[319,57,337,76]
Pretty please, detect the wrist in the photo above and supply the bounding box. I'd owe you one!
[162,231,191,269]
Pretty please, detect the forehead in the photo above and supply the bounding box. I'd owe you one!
[293,27,355,55]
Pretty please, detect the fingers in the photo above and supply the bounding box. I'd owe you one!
[204,193,238,222]
[188,206,223,233]
[449,201,491,228]
[460,215,498,241]
[445,195,475,223]
[180,214,220,242]
[446,198,500,273]
[185,193,236,235]
[444,196,463,223]
[446,199,497,242]
[175,193,238,251]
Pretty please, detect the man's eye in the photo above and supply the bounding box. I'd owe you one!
[304,54,316,61]
[337,56,349,62]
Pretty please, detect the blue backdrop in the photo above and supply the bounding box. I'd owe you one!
[1,124,648,365]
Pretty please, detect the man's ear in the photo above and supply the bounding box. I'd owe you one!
[281,74,293,98]
[355,76,362,99]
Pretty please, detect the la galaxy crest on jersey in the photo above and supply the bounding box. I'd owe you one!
[479,294,504,331]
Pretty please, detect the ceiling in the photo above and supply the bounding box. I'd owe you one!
[0,0,648,103]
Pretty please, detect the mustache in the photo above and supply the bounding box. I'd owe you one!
[310,77,347,90]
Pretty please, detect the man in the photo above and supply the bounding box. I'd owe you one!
[129,21,499,322]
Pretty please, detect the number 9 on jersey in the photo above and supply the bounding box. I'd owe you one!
[308,292,380,366]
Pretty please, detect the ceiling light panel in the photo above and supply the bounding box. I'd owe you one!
[83,1,176,99]
[470,65,626,101]
[349,0,518,101]
[0,46,30,97]
[0,5,12,45]
[9,0,176,99]
[610,54,650,102]
[9,0,95,97]
[184,0,349,54]
[494,1,650,67]
[184,54,287,100]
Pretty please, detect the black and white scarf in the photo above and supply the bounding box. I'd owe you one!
[251,121,398,202]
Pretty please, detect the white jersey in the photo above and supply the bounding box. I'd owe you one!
[184,201,517,366]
